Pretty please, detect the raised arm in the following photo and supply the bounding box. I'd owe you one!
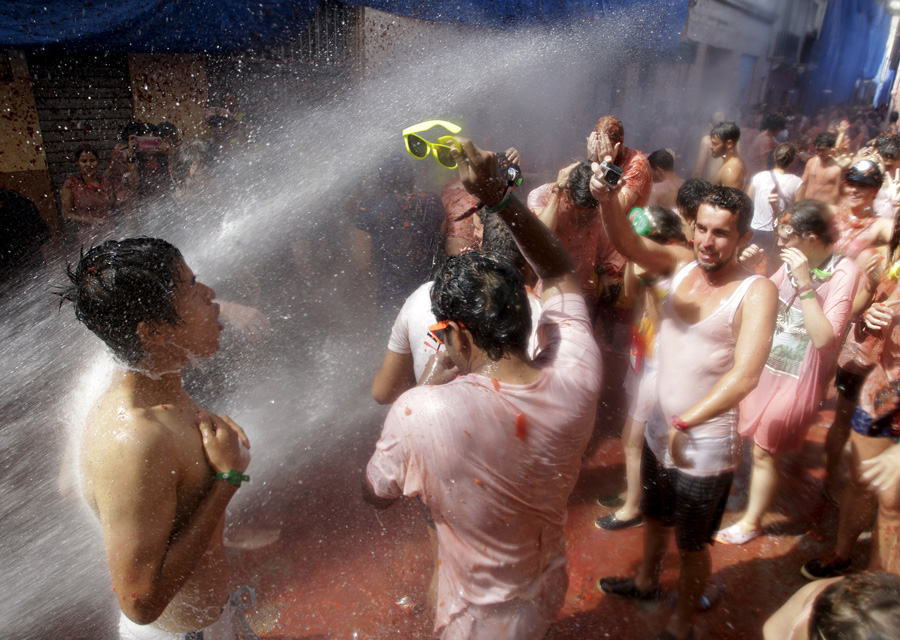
[94,413,249,625]
[590,158,691,276]
[450,137,579,301]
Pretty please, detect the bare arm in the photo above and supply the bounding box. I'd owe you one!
[451,138,579,301]
[590,162,691,276]
[95,413,249,625]
[781,248,841,349]
[371,349,416,405]
[678,278,778,426]
[535,163,579,233]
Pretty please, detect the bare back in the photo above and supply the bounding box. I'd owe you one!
[713,156,747,191]
[80,379,230,632]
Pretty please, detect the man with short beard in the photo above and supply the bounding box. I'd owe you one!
[592,176,777,640]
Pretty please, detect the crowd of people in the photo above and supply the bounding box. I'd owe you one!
[53,99,900,640]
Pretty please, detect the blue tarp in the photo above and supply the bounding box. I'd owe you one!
[804,0,891,112]
[0,0,688,53]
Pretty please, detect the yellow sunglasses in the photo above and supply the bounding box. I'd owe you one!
[403,120,462,169]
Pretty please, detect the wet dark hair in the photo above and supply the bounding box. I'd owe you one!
[643,205,686,245]
[810,572,900,640]
[479,211,526,272]
[431,251,530,361]
[891,111,899,124]
[773,143,796,170]
[60,238,184,366]
[784,199,835,245]
[710,122,741,145]
[648,149,675,172]
[761,113,786,133]
[74,145,99,163]
[120,121,157,142]
[698,185,753,235]
[675,178,712,222]
[814,132,837,148]
[875,133,900,161]
[157,121,179,141]
[566,161,599,210]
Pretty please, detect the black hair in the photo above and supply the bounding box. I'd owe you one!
[814,132,837,148]
[643,205,687,245]
[891,111,899,124]
[120,121,156,142]
[431,251,531,361]
[784,199,836,245]
[648,149,675,172]
[157,121,179,141]
[710,122,741,144]
[566,161,600,210]
[698,185,753,235]
[479,211,526,272]
[675,178,712,222]
[810,572,900,640]
[60,238,185,366]
[773,143,796,170]
[876,133,900,161]
[761,113,786,133]
[74,145,99,163]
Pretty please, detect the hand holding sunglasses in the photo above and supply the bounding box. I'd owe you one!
[446,136,510,208]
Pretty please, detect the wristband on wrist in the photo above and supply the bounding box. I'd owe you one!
[484,191,515,214]
[799,290,817,300]
[795,283,813,295]
[671,415,691,432]
[215,469,250,487]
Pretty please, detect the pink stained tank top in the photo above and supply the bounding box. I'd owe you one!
[646,262,763,476]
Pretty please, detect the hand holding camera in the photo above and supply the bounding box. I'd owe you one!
[589,155,625,202]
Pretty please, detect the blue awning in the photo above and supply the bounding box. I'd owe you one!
[1,1,688,53]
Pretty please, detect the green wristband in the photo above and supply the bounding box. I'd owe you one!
[484,191,514,214]
[215,470,250,487]
[799,290,816,300]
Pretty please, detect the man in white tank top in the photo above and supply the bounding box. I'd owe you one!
[591,168,778,640]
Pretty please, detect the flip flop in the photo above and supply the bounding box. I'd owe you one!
[715,522,761,545]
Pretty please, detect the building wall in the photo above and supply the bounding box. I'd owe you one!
[0,50,57,234]
[128,54,210,139]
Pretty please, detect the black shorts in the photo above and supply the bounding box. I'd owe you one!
[640,444,733,552]
[835,366,866,401]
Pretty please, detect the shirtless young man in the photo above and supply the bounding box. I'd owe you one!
[709,122,747,191]
[797,132,841,204]
[592,168,777,640]
[63,238,254,640]
[647,149,684,210]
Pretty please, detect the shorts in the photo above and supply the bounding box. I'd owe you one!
[835,366,866,401]
[640,444,733,553]
[851,406,900,442]
[118,587,258,640]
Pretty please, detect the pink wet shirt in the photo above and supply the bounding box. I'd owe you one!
[367,294,602,636]
[647,262,763,476]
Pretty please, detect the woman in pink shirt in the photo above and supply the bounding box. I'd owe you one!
[60,145,117,248]
[716,200,859,544]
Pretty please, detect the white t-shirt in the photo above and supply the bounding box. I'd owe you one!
[387,282,543,381]
[750,171,802,231]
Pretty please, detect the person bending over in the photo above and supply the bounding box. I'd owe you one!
[365,137,602,640]
[62,238,255,640]
[593,172,777,640]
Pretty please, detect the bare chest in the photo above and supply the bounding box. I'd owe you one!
[671,273,742,325]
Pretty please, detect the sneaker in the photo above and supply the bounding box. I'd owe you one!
[800,553,851,580]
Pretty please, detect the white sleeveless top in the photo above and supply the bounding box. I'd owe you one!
[646,262,763,477]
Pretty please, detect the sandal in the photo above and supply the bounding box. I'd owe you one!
[714,522,760,545]
[598,576,661,601]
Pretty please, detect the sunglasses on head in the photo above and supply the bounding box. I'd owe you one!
[403,120,462,170]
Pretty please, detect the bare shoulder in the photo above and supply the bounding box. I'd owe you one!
[746,275,779,302]
[81,392,179,506]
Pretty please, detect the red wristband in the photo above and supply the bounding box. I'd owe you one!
[672,416,691,432]
[795,283,813,295]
